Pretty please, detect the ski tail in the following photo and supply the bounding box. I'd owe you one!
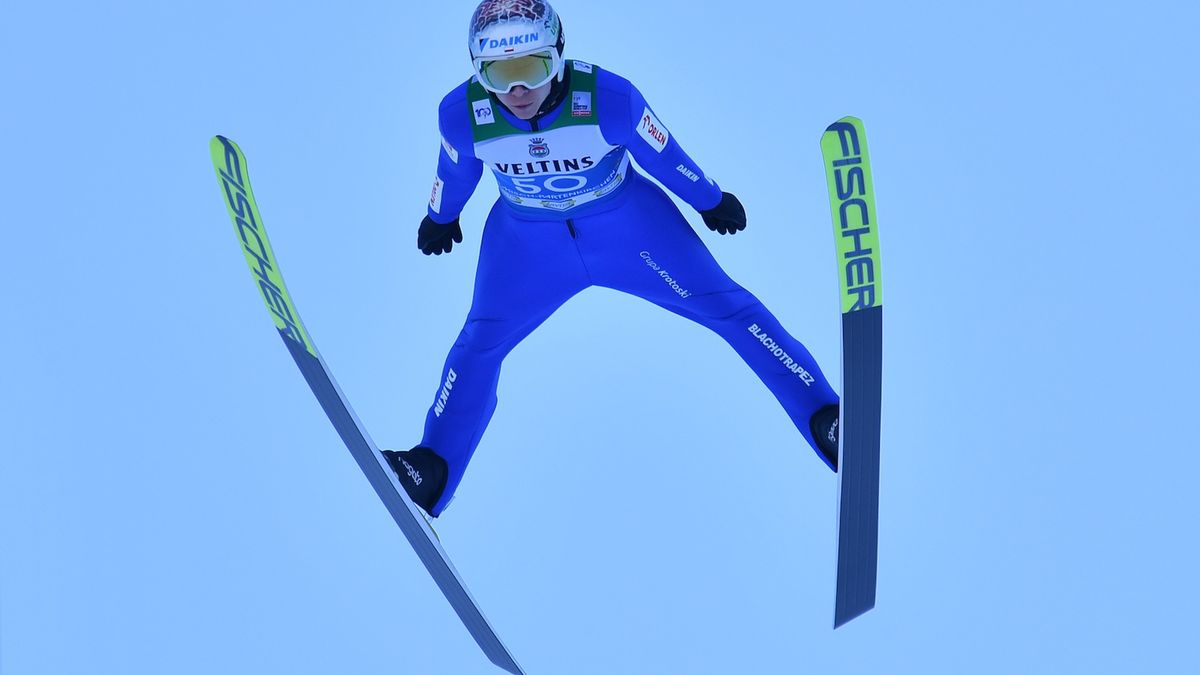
[820,117,883,628]
[210,136,525,674]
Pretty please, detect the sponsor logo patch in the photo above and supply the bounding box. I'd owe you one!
[540,198,577,211]
[571,91,592,117]
[573,61,594,73]
[591,170,624,198]
[637,106,669,152]
[429,176,444,213]
[441,136,459,163]
[472,98,495,125]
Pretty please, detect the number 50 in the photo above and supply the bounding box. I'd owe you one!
[511,175,588,194]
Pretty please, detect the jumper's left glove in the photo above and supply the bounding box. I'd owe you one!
[417,215,463,255]
[699,191,746,235]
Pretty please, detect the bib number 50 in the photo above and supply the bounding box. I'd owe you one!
[511,175,589,194]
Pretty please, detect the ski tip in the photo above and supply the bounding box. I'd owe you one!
[824,115,863,132]
[210,135,242,155]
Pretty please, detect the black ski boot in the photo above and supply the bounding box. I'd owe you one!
[383,446,448,516]
[809,404,840,472]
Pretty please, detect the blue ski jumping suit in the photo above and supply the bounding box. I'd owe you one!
[421,61,837,515]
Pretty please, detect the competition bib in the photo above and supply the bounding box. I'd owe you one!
[468,61,630,216]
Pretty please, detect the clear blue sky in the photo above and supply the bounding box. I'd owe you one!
[2,1,1197,673]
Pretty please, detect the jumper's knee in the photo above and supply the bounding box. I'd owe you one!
[694,287,762,322]
[454,316,525,356]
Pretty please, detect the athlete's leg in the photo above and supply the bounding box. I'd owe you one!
[421,204,589,514]
[578,177,839,464]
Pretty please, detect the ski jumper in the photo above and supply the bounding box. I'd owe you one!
[421,61,838,515]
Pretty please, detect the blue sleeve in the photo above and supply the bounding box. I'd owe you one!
[596,68,722,212]
[427,81,484,224]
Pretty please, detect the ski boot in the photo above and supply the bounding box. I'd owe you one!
[809,404,840,472]
[382,446,448,517]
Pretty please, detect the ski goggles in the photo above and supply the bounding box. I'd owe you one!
[473,48,561,94]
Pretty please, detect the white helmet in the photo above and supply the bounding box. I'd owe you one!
[468,0,565,94]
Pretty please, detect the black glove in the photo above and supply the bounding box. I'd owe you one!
[417,215,463,255]
[699,191,747,235]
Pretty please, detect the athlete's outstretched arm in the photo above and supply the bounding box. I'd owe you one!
[427,82,485,225]
[596,68,723,212]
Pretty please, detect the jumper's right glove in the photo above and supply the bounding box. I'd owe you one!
[699,191,747,235]
[417,215,463,255]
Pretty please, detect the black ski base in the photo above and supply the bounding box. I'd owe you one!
[833,305,882,628]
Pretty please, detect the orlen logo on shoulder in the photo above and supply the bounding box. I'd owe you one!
[479,32,539,52]
[638,106,669,153]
